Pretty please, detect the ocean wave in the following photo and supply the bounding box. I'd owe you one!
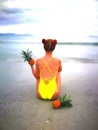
[0,57,98,63]
[60,57,98,63]
[0,58,23,63]
[0,40,35,44]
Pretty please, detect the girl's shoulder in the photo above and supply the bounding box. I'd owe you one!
[36,57,44,62]
[53,57,61,63]
[36,57,45,66]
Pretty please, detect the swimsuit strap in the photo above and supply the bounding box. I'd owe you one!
[40,57,53,77]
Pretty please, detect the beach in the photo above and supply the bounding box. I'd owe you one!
[0,43,98,130]
[0,62,98,130]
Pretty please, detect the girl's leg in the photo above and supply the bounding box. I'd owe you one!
[51,73,61,100]
[51,89,60,100]
[36,79,42,99]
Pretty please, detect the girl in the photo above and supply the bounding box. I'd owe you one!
[30,39,62,100]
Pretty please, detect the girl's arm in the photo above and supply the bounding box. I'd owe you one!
[58,60,62,72]
[30,62,40,79]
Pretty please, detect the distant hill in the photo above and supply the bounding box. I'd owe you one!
[0,33,33,37]
[0,33,35,42]
[0,33,98,44]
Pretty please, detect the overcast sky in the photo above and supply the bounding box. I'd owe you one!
[0,0,97,42]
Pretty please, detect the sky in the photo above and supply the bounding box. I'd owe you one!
[0,0,98,42]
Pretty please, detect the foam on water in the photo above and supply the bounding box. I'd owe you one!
[0,42,98,63]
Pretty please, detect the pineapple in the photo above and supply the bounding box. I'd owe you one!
[21,49,35,65]
[53,94,73,109]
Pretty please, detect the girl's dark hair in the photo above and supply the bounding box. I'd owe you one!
[42,39,57,52]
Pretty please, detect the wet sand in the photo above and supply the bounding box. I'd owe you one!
[0,62,98,130]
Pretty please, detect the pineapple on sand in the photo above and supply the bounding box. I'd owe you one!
[53,94,73,109]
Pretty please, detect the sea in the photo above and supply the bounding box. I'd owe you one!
[0,35,98,97]
[0,36,98,64]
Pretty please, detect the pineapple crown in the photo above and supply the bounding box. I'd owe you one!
[21,49,32,62]
[60,94,73,107]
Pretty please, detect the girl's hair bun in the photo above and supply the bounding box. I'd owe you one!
[52,39,57,45]
[42,38,57,45]
[42,39,46,44]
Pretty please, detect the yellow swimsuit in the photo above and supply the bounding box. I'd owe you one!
[38,58,57,99]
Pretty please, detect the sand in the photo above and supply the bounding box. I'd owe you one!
[0,62,98,130]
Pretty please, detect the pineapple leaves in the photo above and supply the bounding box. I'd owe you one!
[21,49,32,62]
[60,94,73,108]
